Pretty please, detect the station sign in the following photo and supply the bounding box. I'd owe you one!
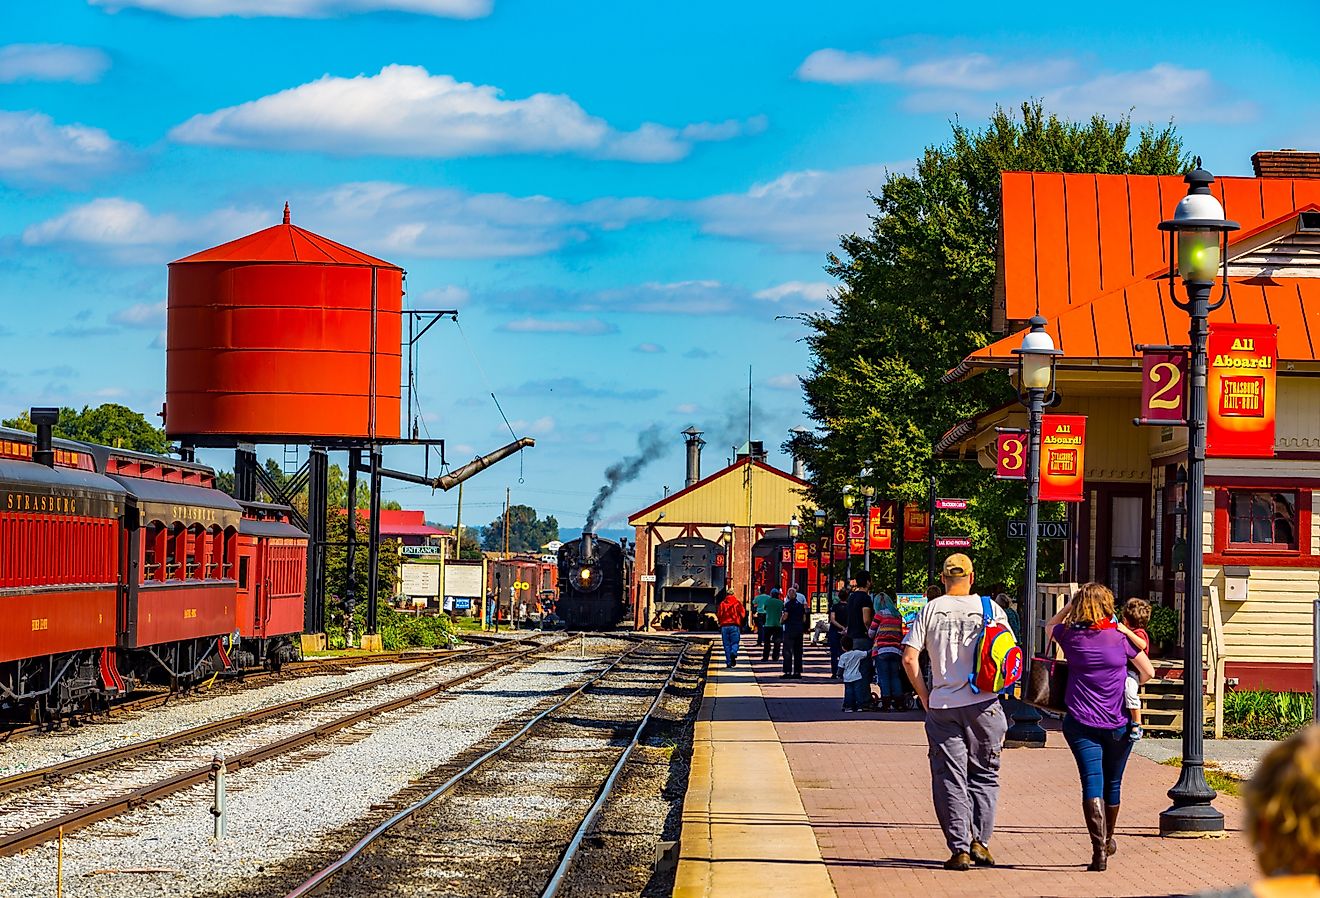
[1007,520,1071,540]
[1040,415,1086,503]
[995,431,1027,480]
[935,536,972,549]
[1207,323,1277,458]
[935,498,968,510]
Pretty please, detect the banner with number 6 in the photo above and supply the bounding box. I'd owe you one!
[995,430,1027,480]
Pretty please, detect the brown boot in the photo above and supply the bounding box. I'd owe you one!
[1105,804,1120,856]
[1083,798,1107,871]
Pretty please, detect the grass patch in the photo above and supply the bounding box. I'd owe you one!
[1159,757,1243,797]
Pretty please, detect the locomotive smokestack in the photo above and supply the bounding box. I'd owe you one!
[30,407,58,468]
[581,531,596,562]
[790,425,809,479]
[682,426,705,488]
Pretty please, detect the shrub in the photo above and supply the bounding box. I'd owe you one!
[1223,690,1314,740]
[1148,604,1178,647]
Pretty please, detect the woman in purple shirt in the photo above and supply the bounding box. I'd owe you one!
[1046,582,1155,874]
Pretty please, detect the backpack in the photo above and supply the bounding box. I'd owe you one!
[968,594,1023,695]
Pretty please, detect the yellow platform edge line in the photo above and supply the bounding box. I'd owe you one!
[672,657,837,898]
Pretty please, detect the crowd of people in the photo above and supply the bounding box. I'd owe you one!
[706,552,1320,892]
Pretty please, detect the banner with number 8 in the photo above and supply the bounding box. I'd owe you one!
[995,430,1027,480]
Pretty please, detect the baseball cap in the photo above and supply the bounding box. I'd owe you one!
[942,553,974,578]
[770,587,781,596]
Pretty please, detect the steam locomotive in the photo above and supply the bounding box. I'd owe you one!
[0,414,307,720]
[555,532,631,629]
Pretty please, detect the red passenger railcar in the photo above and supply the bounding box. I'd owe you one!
[234,501,308,669]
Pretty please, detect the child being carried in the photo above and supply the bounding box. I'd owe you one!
[1118,598,1153,741]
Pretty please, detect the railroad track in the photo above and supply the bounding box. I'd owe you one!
[0,634,571,857]
[282,639,688,898]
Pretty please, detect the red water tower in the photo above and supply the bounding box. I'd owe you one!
[165,205,403,443]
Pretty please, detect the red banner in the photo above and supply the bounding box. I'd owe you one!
[847,514,865,556]
[995,430,1027,480]
[1040,415,1086,502]
[793,542,809,567]
[832,524,847,548]
[904,505,930,542]
[1208,323,1277,458]
[1139,350,1188,424]
[781,546,792,564]
[868,506,892,550]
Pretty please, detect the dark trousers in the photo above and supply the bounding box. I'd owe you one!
[874,653,905,698]
[1062,714,1134,804]
[755,613,766,644]
[782,626,804,675]
[827,629,842,676]
[761,625,782,661]
[844,677,869,710]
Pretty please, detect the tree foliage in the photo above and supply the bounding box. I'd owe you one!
[796,102,1186,591]
[481,504,558,553]
[3,404,170,454]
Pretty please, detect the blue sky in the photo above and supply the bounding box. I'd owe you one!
[2,0,1317,531]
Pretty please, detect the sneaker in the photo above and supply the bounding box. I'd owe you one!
[969,841,995,867]
[1130,725,1144,742]
[943,851,972,871]
[843,707,857,713]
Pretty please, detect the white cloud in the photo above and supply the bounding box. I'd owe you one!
[692,164,893,252]
[498,318,617,335]
[419,285,469,308]
[765,374,800,391]
[633,342,665,353]
[0,44,110,83]
[674,403,700,414]
[506,416,555,436]
[0,111,128,187]
[90,0,490,18]
[110,300,167,328]
[797,49,1074,90]
[170,65,762,162]
[753,281,832,308]
[1039,64,1255,125]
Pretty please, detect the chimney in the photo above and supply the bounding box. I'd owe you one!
[1252,149,1320,179]
[682,426,705,488]
[30,407,58,468]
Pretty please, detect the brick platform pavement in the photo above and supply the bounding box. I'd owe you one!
[754,645,1259,898]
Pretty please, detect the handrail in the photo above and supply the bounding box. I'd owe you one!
[1205,583,1226,739]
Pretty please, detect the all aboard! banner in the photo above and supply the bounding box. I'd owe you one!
[1207,323,1277,458]
[904,505,930,542]
[1040,415,1086,502]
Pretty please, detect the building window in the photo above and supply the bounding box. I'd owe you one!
[1229,491,1298,549]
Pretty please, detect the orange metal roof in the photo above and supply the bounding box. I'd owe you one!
[172,206,399,268]
[1001,172,1320,322]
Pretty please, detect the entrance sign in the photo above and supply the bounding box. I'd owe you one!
[903,505,930,542]
[1139,350,1188,424]
[868,504,893,550]
[995,430,1027,480]
[1008,520,1071,540]
[1207,323,1277,458]
[1040,415,1086,502]
[935,536,972,548]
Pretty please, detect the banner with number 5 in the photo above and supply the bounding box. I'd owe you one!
[995,430,1027,480]
[1139,350,1188,424]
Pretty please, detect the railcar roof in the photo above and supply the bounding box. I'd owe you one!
[0,457,127,495]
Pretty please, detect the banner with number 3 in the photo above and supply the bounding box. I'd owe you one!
[995,430,1027,480]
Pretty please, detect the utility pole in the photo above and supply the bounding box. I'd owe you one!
[504,487,510,559]
[454,480,464,559]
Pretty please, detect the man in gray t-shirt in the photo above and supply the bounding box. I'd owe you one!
[901,553,1009,872]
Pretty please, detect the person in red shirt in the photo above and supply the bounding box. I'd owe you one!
[716,589,747,668]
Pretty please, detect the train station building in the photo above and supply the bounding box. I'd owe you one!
[937,150,1320,695]
[627,434,815,629]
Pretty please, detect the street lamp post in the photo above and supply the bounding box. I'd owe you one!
[860,469,875,574]
[842,487,855,580]
[1005,314,1061,747]
[1157,160,1238,836]
[814,508,827,611]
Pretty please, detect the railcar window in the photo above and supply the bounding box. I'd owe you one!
[239,555,249,590]
[144,521,163,581]
[166,522,183,580]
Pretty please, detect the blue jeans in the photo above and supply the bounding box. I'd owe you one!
[720,625,741,667]
[843,677,869,710]
[874,653,905,698]
[1063,714,1134,804]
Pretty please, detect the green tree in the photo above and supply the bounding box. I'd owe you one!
[435,523,483,560]
[481,504,559,553]
[323,507,401,646]
[3,404,170,454]
[795,102,1186,591]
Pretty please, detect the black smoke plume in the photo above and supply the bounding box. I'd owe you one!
[584,425,668,532]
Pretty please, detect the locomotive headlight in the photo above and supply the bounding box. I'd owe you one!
[579,567,592,583]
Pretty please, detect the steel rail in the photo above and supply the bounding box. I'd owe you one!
[0,636,543,795]
[282,640,675,898]
[541,643,689,898]
[0,635,571,857]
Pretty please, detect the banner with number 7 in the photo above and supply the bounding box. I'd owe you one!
[995,430,1027,480]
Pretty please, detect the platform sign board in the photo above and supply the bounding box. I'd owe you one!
[451,597,471,611]
[935,536,972,549]
[1207,323,1278,458]
[401,563,440,599]
[443,562,483,599]
[1040,415,1086,502]
[639,574,657,583]
[1139,351,1188,424]
[1008,520,1071,540]
[995,431,1027,480]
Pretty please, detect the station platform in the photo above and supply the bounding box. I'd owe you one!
[674,640,1259,898]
